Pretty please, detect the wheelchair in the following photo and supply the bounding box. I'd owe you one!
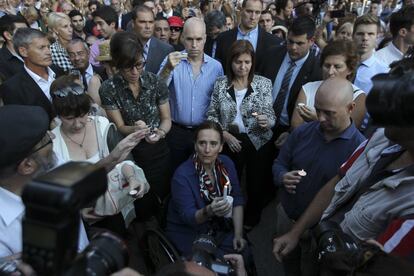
[139,194,181,274]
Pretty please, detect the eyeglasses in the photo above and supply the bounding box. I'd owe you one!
[29,132,53,156]
[53,85,85,98]
[124,60,146,72]
[170,27,182,32]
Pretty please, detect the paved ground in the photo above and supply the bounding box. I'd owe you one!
[247,198,285,276]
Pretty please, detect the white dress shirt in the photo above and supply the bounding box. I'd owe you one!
[374,42,403,67]
[24,65,56,102]
[84,64,94,86]
[0,187,89,258]
[354,53,389,94]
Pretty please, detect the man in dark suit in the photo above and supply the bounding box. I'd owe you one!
[0,28,63,120]
[204,10,226,58]
[67,39,107,89]
[0,15,28,82]
[132,5,174,74]
[215,0,284,73]
[156,0,180,19]
[258,16,322,140]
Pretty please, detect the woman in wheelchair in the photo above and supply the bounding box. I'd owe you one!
[165,121,247,258]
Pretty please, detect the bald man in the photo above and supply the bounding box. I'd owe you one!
[158,17,223,170]
[271,78,366,276]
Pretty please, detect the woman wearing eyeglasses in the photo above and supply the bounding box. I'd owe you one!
[99,31,173,204]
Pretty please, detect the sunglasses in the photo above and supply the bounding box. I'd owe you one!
[29,132,53,156]
[170,27,182,32]
[53,85,85,98]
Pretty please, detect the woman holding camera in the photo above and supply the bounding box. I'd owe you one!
[291,40,366,129]
[166,121,246,258]
[99,31,172,203]
[207,40,276,228]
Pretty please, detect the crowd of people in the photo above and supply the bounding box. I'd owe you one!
[0,0,414,275]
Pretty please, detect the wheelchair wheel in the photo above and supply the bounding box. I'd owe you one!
[142,227,181,273]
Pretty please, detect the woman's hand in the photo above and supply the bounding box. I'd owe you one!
[109,129,148,163]
[297,105,317,122]
[145,127,166,144]
[255,114,269,128]
[224,131,242,153]
[134,120,147,130]
[233,236,247,252]
[210,197,232,217]
[127,177,148,198]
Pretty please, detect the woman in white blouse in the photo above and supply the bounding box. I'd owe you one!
[207,40,276,228]
[291,40,366,129]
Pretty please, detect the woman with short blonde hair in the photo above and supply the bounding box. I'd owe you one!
[48,12,74,72]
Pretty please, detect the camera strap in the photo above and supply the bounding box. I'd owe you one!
[325,149,405,224]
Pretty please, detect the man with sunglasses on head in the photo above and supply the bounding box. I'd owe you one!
[132,5,173,74]
[0,28,65,121]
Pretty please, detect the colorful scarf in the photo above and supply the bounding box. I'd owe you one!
[193,153,231,204]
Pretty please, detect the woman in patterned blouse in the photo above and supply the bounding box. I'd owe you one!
[207,40,276,228]
[99,31,172,208]
[48,12,74,73]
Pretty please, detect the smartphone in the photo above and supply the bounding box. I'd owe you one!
[330,10,345,18]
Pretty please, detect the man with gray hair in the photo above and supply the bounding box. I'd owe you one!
[158,17,224,170]
[67,39,107,105]
[204,10,226,58]
[0,28,63,120]
[272,77,365,276]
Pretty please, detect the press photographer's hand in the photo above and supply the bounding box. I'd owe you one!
[273,231,300,262]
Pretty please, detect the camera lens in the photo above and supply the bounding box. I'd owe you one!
[65,232,128,275]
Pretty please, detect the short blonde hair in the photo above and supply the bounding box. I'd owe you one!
[47,12,71,30]
[353,14,380,35]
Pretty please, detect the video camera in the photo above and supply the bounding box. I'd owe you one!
[191,234,235,276]
[366,62,414,127]
[313,220,359,260]
[20,162,128,275]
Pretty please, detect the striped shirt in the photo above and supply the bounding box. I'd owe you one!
[158,52,223,126]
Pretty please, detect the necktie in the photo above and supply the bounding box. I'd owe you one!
[82,71,88,90]
[273,60,296,122]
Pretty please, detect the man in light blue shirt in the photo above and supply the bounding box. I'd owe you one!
[158,17,223,170]
[353,14,389,131]
[353,14,389,94]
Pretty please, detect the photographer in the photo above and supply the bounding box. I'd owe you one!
[0,105,145,259]
[272,57,414,273]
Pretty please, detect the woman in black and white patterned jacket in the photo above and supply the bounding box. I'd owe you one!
[207,40,276,228]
